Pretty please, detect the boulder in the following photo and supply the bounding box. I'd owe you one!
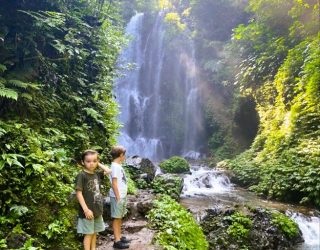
[103,190,155,223]
[126,156,157,182]
[126,190,155,218]
[6,232,28,249]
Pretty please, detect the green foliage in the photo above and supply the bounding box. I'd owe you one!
[159,156,190,173]
[232,0,319,91]
[213,135,239,161]
[164,12,186,31]
[0,0,125,248]
[0,87,18,100]
[0,239,7,249]
[229,35,320,206]
[227,150,260,187]
[135,178,149,189]
[0,121,81,249]
[227,0,320,207]
[225,212,253,242]
[271,212,299,238]
[187,0,249,159]
[147,195,208,250]
[124,168,138,195]
[151,175,183,200]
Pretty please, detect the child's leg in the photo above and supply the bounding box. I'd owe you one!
[83,234,93,250]
[90,233,97,250]
[113,218,122,242]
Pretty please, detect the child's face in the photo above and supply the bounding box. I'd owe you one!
[120,153,126,163]
[83,153,98,172]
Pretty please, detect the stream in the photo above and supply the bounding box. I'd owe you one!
[180,164,320,250]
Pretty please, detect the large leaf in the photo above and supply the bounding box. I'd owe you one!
[0,87,18,100]
[7,80,40,90]
[0,64,7,73]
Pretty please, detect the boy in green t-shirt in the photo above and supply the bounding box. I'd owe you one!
[75,149,111,250]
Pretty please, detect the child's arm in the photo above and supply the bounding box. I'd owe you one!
[76,190,94,219]
[98,162,112,175]
[111,178,121,202]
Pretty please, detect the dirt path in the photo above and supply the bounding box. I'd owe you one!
[97,220,159,250]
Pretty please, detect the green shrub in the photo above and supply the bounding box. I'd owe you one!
[135,178,149,189]
[159,156,190,173]
[271,212,299,238]
[0,0,124,248]
[226,1,320,208]
[0,121,81,249]
[225,212,253,243]
[151,175,183,200]
[227,150,260,187]
[147,195,208,250]
[124,169,137,195]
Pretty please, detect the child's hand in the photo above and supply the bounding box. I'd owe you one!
[84,209,94,220]
[98,162,112,175]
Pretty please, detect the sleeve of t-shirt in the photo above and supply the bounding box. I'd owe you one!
[75,172,84,191]
[111,165,121,179]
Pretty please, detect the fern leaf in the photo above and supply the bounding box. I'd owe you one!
[7,79,28,89]
[84,107,102,120]
[0,77,6,85]
[69,95,84,102]
[0,64,7,74]
[0,88,18,100]
[7,80,40,90]
[21,93,33,101]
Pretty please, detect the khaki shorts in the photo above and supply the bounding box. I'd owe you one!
[77,215,105,234]
[110,197,127,219]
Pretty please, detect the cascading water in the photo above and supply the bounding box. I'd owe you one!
[114,12,204,161]
[182,165,232,196]
[181,165,320,249]
[288,212,320,249]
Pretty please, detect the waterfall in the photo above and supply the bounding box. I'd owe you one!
[115,13,165,160]
[288,212,320,249]
[115,12,204,161]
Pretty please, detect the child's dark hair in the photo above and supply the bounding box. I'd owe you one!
[81,149,99,162]
[111,145,126,160]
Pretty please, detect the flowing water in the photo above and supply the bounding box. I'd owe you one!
[181,165,320,250]
[114,13,204,161]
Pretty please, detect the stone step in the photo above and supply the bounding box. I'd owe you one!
[97,226,159,250]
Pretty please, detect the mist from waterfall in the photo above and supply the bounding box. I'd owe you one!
[114,12,204,160]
